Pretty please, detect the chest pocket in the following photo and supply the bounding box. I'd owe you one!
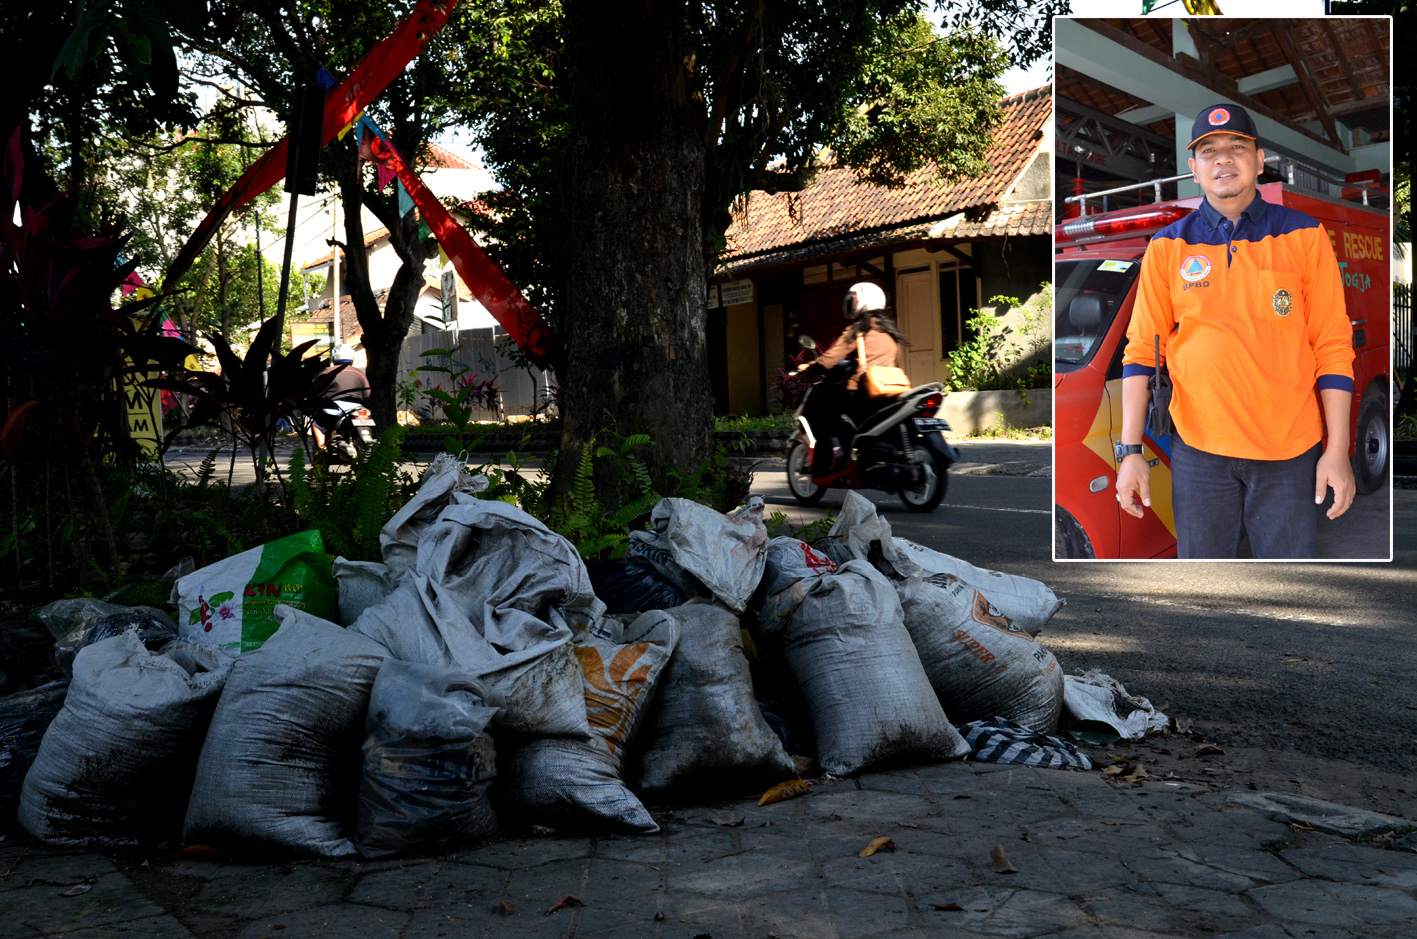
[1256,270,1304,326]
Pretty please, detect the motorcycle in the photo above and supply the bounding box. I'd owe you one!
[314,398,376,462]
[785,335,958,512]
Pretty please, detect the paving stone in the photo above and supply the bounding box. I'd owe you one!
[1248,879,1417,928]
[733,886,840,939]
[129,859,358,925]
[1281,842,1417,890]
[350,861,506,911]
[857,770,930,797]
[579,855,662,913]
[654,895,749,939]
[918,886,1090,939]
[8,871,168,935]
[817,887,918,939]
[234,903,408,939]
[1227,792,1412,838]
[1030,844,1140,892]
[1213,926,1290,939]
[666,850,818,900]
[502,856,590,909]
[1148,879,1259,918]
[585,834,666,866]
[62,914,197,938]
[1184,842,1303,885]
[801,789,943,828]
[1078,883,1199,933]
[1123,847,1277,892]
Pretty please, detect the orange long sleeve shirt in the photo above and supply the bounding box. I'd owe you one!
[1122,193,1353,461]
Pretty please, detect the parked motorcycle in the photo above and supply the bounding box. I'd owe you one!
[785,335,957,512]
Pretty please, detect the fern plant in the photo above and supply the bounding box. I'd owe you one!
[287,426,416,560]
[541,431,664,559]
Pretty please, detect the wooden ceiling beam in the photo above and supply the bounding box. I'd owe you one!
[1272,20,1345,152]
[1205,19,1277,54]
[1319,19,1366,103]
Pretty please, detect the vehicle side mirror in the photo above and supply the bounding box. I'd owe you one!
[798,335,817,351]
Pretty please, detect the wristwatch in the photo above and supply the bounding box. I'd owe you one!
[1114,442,1144,462]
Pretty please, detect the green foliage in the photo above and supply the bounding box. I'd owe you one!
[765,510,835,547]
[286,427,417,561]
[414,343,504,455]
[945,283,1052,393]
[541,432,661,559]
[715,413,797,433]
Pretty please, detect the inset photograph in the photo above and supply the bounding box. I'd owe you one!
[1052,16,1393,560]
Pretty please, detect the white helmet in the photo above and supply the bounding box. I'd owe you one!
[843,282,887,319]
[332,343,355,364]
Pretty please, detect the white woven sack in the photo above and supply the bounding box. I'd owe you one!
[354,497,600,737]
[899,578,1064,734]
[500,612,678,833]
[782,560,967,776]
[379,453,488,581]
[624,497,769,614]
[184,606,388,857]
[332,558,398,625]
[634,601,794,793]
[19,634,232,846]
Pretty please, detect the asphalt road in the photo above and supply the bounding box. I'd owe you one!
[753,441,1417,822]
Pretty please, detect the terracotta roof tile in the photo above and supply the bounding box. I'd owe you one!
[725,86,1051,262]
[293,291,390,340]
[301,227,391,271]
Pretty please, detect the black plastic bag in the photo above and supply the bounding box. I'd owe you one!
[585,557,689,614]
[56,607,179,677]
[0,680,69,828]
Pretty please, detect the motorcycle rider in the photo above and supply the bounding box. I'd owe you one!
[800,282,908,474]
[311,343,371,449]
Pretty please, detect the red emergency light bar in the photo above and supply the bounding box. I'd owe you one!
[1056,206,1193,244]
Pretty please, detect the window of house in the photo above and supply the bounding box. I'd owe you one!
[938,262,976,357]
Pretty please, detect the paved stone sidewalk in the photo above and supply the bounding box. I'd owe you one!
[4,760,1415,939]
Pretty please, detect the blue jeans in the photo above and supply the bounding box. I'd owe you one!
[1170,434,1320,559]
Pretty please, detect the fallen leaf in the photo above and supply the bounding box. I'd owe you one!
[759,779,810,806]
[171,845,220,859]
[859,837,895,857]
[497,900,516,915]
[932,902,964,911]
[546,895,584,914]
[897,822,919,829]
[1103,764,1129,776]
[1190,744,1224,758]
[709,812,745,827]
[990,844,1018,874]
[1290,821,1315,832]
[61,884,92,897]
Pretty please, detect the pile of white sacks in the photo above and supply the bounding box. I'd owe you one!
[15,456,1095,859]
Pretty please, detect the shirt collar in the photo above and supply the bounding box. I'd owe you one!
[1197,190,1268,229]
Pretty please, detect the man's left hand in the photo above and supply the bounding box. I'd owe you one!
[1315,449,1356,519]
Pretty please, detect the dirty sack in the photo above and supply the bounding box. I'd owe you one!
[352,497,600,738]
[333,558,399,625]
[633,601,795,794]
[1063,670,1169,740]
[499,612,678,833]
[781,560,967,776]
[55,606,179,677]
[757,537,838,632]
[625,496,769,614]
[172,530,338,653]
[380,453,488,582]
[898,577,1064,734]
[19,634,233,846]
[584,557,688,614]
[357,661,502,859]
[825,492,1062,635]
[0,680,70,827]
[958,717,1092,771]
[185,605,388,857]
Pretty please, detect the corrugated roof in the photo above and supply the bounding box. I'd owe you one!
[724,85,1051,263]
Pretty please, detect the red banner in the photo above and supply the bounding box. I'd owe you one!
[162,0,459,290]
[364,132,555,371]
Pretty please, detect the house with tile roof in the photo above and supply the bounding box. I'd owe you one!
[294,143,501,362]
[710,85,1052,415]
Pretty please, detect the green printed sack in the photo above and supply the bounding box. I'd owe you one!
[172,531,337,653]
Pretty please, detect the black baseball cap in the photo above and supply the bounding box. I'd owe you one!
[1187,104,1259,150]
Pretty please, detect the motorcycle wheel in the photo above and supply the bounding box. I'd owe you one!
[900,448,947,512]
[786,441,825,505]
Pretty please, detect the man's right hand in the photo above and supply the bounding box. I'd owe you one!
[1115,453,1152,519]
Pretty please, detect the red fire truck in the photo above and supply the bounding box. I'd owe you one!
[1054,158,1391,559]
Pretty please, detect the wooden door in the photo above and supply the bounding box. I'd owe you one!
[896,268,936,385]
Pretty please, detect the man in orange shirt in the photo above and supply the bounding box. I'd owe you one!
[1114,104,1355,559]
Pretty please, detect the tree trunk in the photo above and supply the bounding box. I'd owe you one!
[560,0,712,504]
[340,168,425,434]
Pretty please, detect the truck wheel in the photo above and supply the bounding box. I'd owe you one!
[786,442,825,505]
[1055,505,1096,559]
[1352,388,1389,495]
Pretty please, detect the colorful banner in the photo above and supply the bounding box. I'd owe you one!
[163,0,461,290]
[360,123,555,370]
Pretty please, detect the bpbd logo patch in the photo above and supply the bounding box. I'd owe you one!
[1272,289,1293,316]
[1180,255,1211,282]
[1208,107,1231,126]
